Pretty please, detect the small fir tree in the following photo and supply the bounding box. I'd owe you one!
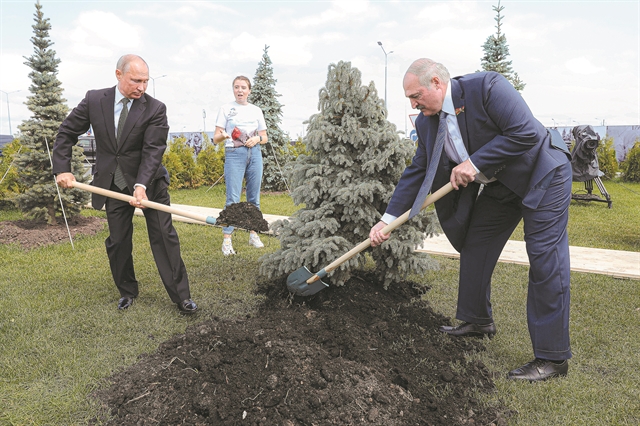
[0,139,24,202]
[596,136,619,179]
[479,1,526,92]
[248,45,290,192]
[163,136,202,189]
[621,141,640,182]
[260,61,439,288]
[196,134,225,186]
[14,1,88,224]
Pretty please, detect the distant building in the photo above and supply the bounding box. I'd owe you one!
[0,134,14,156]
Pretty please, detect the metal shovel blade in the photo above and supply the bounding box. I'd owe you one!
[286,266,329,296]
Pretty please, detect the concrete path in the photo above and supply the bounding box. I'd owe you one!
[143,204,640,281]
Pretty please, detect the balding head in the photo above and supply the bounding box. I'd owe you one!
[405,58,450,88]
[115,54,149,99]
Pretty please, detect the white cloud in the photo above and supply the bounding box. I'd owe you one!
[228,33,314,67]
[295,0,378,28]
[565,57,605,75]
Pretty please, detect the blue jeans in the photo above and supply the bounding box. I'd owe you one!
[223,145,263,234]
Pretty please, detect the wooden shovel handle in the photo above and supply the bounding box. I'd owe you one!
[71,181,217,225]
[308,183,454,283]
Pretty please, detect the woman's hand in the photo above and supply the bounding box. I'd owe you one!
[244,136,260,148]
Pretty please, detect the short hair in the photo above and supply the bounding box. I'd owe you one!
[232,75,252,90]
[406,58,450,88]
[116,54,148,74]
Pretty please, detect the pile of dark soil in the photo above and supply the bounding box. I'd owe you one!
[91,275,508,425]
[217,202,270,233]
[0,215,106,249]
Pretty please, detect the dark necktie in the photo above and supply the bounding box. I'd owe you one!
[114,98,129,190]
[409,110,449,218]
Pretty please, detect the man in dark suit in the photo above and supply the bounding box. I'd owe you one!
[370,58,572,381]
[53,54,197,314]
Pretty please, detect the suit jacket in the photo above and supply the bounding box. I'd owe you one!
[53,86,170,210]
[387,72,570,251]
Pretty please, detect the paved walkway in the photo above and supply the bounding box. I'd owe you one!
[140,204,640,281]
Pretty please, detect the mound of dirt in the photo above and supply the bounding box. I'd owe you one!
[91,275,508,425]
[217,202,270,233]
[0,215,106,249]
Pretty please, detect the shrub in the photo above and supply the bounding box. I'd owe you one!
[620,140,640,182]
[196,140,225,186]
[163,136,202,189]
[596,136,619,179]
[0,139,25,203]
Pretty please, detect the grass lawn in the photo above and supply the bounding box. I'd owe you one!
[0,181,638,425]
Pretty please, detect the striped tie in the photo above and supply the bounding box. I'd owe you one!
[409,110,449,218]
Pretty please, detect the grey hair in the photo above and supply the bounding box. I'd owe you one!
[116,54,148,73]
[406,58,450,88]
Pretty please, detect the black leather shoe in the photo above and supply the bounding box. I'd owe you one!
[507,358,568,382]
[177,299,198,314]
[117,297,135,310]
[439,321,496,338]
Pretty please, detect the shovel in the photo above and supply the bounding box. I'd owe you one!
[286,183,454,296]
[71,181,218,225]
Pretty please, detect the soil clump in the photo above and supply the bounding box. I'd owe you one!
[217,202,270,233]
[91,275,507,425]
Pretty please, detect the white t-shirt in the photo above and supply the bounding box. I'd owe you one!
[215,101,267,148]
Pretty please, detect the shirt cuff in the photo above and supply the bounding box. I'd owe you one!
[381,213,397,224]
[468,159,496,184]
[133,183,147,190]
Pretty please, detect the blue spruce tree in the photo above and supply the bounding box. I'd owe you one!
[479,1,526,92]
[14,0,89,224]
[248,45,290,192]
[260,61,439,287]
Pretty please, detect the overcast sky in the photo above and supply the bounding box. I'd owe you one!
[1,0,638,138]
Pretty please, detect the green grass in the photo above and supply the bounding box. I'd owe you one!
[0,181,638,425]
[511,181,640,251]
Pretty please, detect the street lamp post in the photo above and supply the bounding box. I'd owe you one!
[203,109,206,134]
[1,90,20,136]
[149,75,167,98]
[377,41,393,111]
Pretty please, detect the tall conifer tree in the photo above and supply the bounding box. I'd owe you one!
[479,1,526,92]
[248,45,290,192]
[260,61,439,287]
[14,1,88,224]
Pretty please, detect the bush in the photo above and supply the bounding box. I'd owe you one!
[196,140,225,186]
[163,136,202,189]
[288,137,309,160]
[596,136,619,179]
[621,140,640,182]
[0,138,24,202]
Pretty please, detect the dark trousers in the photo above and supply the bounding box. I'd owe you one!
[104,178,190,304]
[456,161,572,360]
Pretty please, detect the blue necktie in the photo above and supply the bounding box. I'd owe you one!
[409,110,449,218]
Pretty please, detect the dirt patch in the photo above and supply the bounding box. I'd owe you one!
[0,215,106,249]
[217,202,270,233]
[91,275,508,425]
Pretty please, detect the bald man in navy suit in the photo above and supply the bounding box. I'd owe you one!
[53,54,197,314]
[370,58,572,381]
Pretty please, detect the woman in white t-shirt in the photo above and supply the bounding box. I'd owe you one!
[214,76,268,256]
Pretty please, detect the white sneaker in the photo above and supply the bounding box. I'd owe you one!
[221,238,236,256]
[249,233,264,248]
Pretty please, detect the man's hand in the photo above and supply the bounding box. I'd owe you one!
[132,186,148,209]
[56,172,76,189]
[450,159,477,190]
[369,221,390,247]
